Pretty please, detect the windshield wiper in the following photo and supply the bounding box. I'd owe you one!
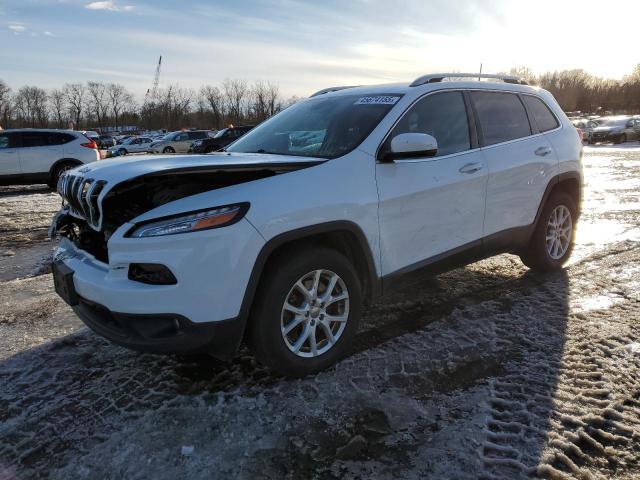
[249,149,281,154]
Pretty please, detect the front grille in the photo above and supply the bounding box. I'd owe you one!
[57,173,106,230]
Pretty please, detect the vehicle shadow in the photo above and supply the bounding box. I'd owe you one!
[0,259,570,478]
[0,184,52,199]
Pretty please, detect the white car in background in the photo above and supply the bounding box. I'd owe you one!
[50,73,582,376]
[108,136,154,156]
[0,129,100,187]
[149,130,210,154]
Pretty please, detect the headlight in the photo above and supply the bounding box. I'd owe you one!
[127,203,249,238]
[193,140,202,146]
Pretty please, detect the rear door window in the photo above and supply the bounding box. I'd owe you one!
[0,133,9,149]
[471,91,532,146]
[18,131,51,148]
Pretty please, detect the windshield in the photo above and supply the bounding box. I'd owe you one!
[226,93,403,159]
[214,129,228,139]
[161,133,175,141]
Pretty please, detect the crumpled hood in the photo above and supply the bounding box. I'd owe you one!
[56,152,324,232]
[71,152,322,185]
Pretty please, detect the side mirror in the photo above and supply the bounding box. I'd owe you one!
[381,133,438,162]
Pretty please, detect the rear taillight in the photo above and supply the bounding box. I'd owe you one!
[80,133,98,149]
[576,128,584,141]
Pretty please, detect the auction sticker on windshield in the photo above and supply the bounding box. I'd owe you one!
[354,96,401,105]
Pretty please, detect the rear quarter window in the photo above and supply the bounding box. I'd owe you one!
[471,91,532,146]
[522,95,560,133]
[50,132,75,145]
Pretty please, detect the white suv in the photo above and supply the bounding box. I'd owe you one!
[0,129,100,187]
[50,73,582,376]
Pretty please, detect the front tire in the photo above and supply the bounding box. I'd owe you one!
[520,191,577,271]
[163,146,175,154]
[615,134,627,144]
[248,246,362,377]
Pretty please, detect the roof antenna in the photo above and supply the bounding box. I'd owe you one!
[478,63,483,81]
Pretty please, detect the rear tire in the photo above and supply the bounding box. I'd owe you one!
[248,246,362,377]
[616,134,627,144]
[520,191,577,271]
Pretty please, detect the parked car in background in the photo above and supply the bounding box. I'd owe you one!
[589,116,640,144]
[49,73,582,376]
[107,136,154,156]
[115,135,134,144]
[150,130,211,154]
[571,118,598,143]
[189,126,254,153]
[0,129,100,187]
[96,135,116,149]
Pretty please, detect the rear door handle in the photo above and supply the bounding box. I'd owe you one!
[535,146,552,157]
[459,162,483,174]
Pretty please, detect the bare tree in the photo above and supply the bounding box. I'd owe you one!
[13,86,48,127]
[199,85,224,128]
[0,79,11,128]
[64,83,86,129]
[222,79,249,125]
[87,81,109,129]
[106,83,133,129]
[50,88,66,128]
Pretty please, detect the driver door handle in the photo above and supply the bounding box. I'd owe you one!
[459,162,483,174]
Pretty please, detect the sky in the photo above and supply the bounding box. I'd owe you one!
[2,0,640,99]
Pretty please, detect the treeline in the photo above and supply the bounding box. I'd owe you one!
[4,65,640,131]
[509,65,640,114]
[0,78,299,132]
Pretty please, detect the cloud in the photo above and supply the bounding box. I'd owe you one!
[8,23,26,34]
[44,31,56,37]
[85,1,134,12]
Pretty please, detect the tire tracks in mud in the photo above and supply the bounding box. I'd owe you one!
[480,244,640,480]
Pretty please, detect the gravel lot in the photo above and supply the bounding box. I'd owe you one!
[1,146,640,479]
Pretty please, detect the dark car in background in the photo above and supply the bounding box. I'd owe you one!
[189,125,254,153]
[589,116,640,144]
[96,135,116,149]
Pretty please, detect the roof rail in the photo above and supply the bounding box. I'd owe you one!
[410,73,528,87]
[310,86,358,97]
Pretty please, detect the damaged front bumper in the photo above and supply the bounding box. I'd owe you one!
[51,212,266,358]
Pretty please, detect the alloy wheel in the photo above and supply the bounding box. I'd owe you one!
[546,205,572,259]
[280,269,349,358]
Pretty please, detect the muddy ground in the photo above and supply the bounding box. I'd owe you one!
[1,146,640,479]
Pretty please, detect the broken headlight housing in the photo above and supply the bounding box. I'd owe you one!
[127,203,249,238]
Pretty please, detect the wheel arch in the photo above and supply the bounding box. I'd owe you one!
[533,171,582,228]
[236,221,380,340]
[49,158,83,180]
